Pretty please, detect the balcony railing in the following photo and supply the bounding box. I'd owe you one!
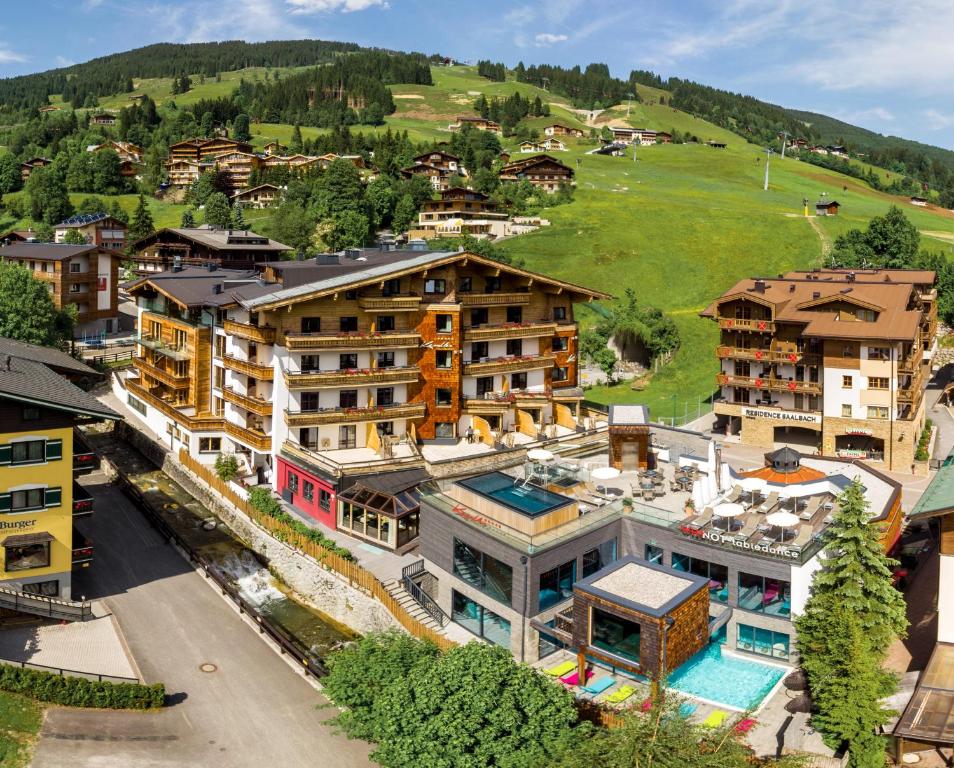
[462,398,513,414]
[136,336,191,362]
[897,368,925,404]
[134,357,190,389]
[898,347,923,373]
[223,319,276,344]
[716,346,820,365]
[717,317,776,333]
[221,354,274,381]
[125,379,224,431]
[222,387,273,417]
[224,421,271,452]
[459,292,530,306]
[463,354,555,376]
[357,294,423,312]
[284,401,427,427]
[283,366,419,389]
[463,321,558,342]
[716,373,823,395]
[283,330,421,350]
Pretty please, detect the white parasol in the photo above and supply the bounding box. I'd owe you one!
[713,502,745,531]
[527,448,555,462]
[767,510,800,541]
[591,466,621,481]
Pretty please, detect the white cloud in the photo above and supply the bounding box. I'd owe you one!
[924,109,954,131]
[834,107,896,124]
[0,47,26,64]
[82,0,106,9]
[534,33,568,46]
[54,55,76,67]
[286,0,387,13]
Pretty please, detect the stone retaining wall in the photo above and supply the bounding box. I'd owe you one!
[115,423,400,636]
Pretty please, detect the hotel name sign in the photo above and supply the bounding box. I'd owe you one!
[742,406,821,425]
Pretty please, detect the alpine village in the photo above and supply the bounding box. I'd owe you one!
[1,20,954,768]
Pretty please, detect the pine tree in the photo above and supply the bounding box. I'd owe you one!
[126,194,154,251]
[230,203,246,230]
[180,209,195,228]
[290,123,303,154]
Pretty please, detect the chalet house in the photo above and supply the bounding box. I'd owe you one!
[20,157,51,182]
[815,199,840,216]
[0,229,40,244]
[449,116,502,135]
[130,226,291,274]
[0,242,120,336]
[401,161,460,192]
[340,154,367,170]
[166,159,214,189]
[809,146,829,155]
[655,132,673,144]
[263,154,322,173]
[412,151,463,176]
[90,113,117,126]
[410,187,510,240]
[54,213,127,250]
[828,145,849,158]
[263,141,287,156]
[541,137,567,151]
[87,141,144,177]
[911,196,928,207]
[213,151,262,191]
[609,126,648,145]
[230,184,282,209]
[499,151,511,163]
[499,154,574,193]
[168,137,253,164]
[519,141,545,153]
[544,124,585,138]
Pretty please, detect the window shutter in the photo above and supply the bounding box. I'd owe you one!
[45,439,62,461]
[0,493,10,513]
[0,445,10,466]
[44,487,62,508]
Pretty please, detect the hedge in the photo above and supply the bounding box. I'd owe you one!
[248,487,355,561]
[0,664,165,709]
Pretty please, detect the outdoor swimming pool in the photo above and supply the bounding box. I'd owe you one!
[456,472,571,517]
[669,643,785,710]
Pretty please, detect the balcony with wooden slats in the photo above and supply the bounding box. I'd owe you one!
[716,373,823,395]
[716,346,820,365]
[284,401,427,427]
[221,354,274,380]
[458,292,530,306]
[223,319,276,344]
[283,331,421,351]
[221,387,273,417]
[463,354,555,377]
[224,421,271,452]
[357,294,423,312]
[134,357,190,389]
[283,366,419,389]
[717,317,776,333]
[125,379,224,431]
[463,322,558,342]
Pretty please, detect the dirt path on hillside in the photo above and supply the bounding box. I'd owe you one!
[806,215,832,260]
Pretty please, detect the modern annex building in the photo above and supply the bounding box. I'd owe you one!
[0,338,118,598]
[702,268,937,472]
[116,246,609,531]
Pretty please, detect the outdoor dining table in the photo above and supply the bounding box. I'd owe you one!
[676,476,693,489]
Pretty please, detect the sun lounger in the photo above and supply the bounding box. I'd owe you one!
[579,676,615,697]
[690,508,713,528]
[757,492,779,514]
[560,669,594,686]
[788,525,815,551]
[702,710,729,728]
[725,485,742,503]
[728,517,759,541]
[545,660,576,677]
[735,718,757,734]
[679,702,698,718]
[605,685,637,705]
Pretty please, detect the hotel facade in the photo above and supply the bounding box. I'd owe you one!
[701,268,937,472]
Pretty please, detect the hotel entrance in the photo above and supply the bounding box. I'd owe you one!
[835,434,885,462]
[773,426,820,451]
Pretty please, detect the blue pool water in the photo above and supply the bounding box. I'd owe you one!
[669,644,785,710]
[456,472,570,517]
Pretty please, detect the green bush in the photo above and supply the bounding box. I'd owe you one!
[0,664,164,709]
[915,419,933,462]
[247,486,354,561]
[214,453,239,482]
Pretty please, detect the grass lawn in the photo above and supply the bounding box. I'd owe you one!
[0,691,43,768]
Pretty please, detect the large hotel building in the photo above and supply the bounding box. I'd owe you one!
[117,246,608,534]
[701,268,937,472]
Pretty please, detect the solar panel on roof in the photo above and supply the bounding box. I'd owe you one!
[59,212,108,226]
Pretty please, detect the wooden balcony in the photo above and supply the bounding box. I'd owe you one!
[464,354,555,376]
[134,357,190,389]
[462,398,513,415]
[464,322,558,342]
[717,317,776,333]
[716,373,822,395]
[283,331,420,350]
[459,292,530,306]
[716,346,820,365]
[224,421,271,452]
[136,335,191,362]
[223,319,276,344]
[897,367,925,404]
[222,387,273,417]
[284,401,427,427]
[125,379,224,431]
[221,354,274,381]
[898,347,923,374]
[283,366,419,389]
[357,294,423,312]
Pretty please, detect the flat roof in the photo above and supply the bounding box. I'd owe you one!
[576,556,710,617]
[896,642,954,743]
[455,471,572,519]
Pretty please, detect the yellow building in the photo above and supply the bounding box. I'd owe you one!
[0,338,118,599]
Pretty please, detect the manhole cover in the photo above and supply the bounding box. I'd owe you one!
[200,663,217,673]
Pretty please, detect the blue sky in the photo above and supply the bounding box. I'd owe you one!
[2,0,953,150]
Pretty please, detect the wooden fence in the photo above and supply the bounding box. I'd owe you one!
[178,449,456,651]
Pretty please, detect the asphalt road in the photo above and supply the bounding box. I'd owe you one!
[31,473,372,768]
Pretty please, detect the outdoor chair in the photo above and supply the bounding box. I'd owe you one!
[544,660,576,677]
[690,508,713,528]
[579,676,615,698]
[725,485,742,503]
[605,685,637,705]
[757,492,779,514]
[788,526,814,551]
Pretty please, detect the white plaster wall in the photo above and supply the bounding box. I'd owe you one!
[96,254,111,311]
[822,365,861,418]
[789,553,824,616]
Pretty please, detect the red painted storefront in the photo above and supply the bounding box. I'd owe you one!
[276,457,337,529]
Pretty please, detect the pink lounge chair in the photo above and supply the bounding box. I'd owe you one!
[735,718,757,734]
[640,697,653,712]
[559,669,594,686]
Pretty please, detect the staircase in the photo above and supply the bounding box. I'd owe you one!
[382,578,443,632]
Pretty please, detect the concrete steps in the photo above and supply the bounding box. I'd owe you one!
[382,578,442,632]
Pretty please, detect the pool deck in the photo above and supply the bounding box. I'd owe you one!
[533,647,836,760]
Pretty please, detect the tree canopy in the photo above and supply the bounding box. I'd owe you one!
[0,263,75,348]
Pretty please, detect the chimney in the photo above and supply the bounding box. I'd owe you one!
[753,279,766,293]
[789,284,795,293]
[212,284,223,294]
[409,238,427,252]
[812,291,820,299]
[206,263,217,272]
[847,272,856,282]
[343,248,363,259]
[172,254,183,273]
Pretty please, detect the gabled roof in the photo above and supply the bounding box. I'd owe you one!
[55,213,126,229]
[230,184,282,200]
[0,242,100,262]
[125,267,267,309]
[133,226,291,253]
[500,154,574,174]
[0,337,99,377]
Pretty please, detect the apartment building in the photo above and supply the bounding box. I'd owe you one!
[448,116,502,134]
[0,242,120,337]
[117,247,608,530]
[499,155,574,193]
[701,268,937,471]
[409,187,510,240]
[0,338,119,599]
[54,213,127,251]
[130,226,292,274]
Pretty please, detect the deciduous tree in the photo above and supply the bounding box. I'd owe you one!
[0,263,75,348]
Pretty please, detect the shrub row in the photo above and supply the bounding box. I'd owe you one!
[247,487,355,561]
[0,664,165,709]
[915,419,934,461]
